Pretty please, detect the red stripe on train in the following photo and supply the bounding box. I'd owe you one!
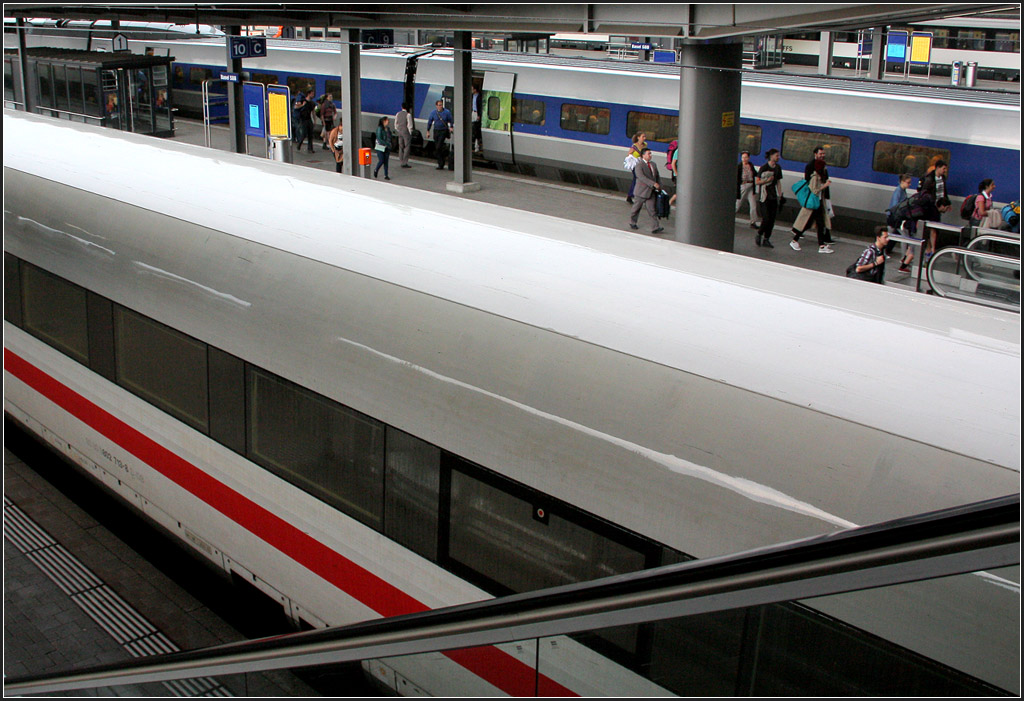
[4,348,577,697]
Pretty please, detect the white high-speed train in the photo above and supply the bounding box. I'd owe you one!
[5,28,1020,232]
[3,111,1020,695]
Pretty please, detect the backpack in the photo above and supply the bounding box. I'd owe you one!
[666,140,677,169]
[960,194,977,220]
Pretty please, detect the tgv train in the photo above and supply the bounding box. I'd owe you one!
[5,29,1020,229]
[4,111,1020,695]
[782,15,1021,81]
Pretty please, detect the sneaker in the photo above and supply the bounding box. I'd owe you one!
[898,263,910,273]
[651,227,664,234]
[818,245,834,254]
[629,223,639,230]
[762,238,774,249]
[626,196,634,204]
[384,176,391,181]
[755,233,762,247]
[749,221,759,228]
[790,240,801,251]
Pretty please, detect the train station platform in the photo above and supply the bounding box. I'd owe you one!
[3,429,317,696]
[170,118,926,289]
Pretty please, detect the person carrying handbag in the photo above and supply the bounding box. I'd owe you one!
[373,116,393,180]
[790,167,832,253]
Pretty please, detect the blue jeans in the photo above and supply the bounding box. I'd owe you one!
[374,148,390,178]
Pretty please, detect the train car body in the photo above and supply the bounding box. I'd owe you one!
[3,111,1021,695]
[5,29,1019,232]
[781,16,1021,81]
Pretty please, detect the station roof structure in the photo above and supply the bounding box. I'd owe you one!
[3,3,1020,40]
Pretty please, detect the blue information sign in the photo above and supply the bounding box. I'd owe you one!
[229,36,268,60]
[242,82,266,138]
[886,30,909,63]
[631,42,652,51]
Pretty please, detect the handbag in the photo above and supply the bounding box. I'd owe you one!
[374,140,387,152]
[791,179,820,210]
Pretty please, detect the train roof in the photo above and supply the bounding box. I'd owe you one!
[4,111,1020,473]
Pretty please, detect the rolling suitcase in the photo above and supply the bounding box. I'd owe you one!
[655,190,671,219]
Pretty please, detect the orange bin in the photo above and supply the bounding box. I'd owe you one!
[358,147,372,166]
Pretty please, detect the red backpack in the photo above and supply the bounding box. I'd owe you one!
[666,140,678,169]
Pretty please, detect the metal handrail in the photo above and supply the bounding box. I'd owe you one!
[29,105,104,126]
[968,234,1022,252]
[4,494,1018,696]
[927,246,1020,312]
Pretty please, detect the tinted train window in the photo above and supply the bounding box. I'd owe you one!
[325,79,341,98]
[560,103,610,135]
[872,141,950,178]
[486,95,500,120]
[512,98,545,125]
[626,111,678,143]
[447,465,647,593]
[286,75,315,97]
[250,72,279,87]
[781,129,851,168]
[114,306,209,432]
[21,263,89,364]
[188,66,213,85]
[739,124,762,156]
[4,253,23,327]
[247,368,384,529]
[384,428,441,561]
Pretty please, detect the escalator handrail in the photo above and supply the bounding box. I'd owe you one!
[4,494,1018,695]
[927,246,1020,310]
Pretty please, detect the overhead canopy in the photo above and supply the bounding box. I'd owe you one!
[3,3,1019,41]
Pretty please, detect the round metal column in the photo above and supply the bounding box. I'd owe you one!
[674,42,743,251]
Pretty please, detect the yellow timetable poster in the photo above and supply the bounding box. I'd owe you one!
[267,89,290,139]
[910,33,932,64]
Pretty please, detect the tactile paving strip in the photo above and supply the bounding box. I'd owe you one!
[3,495,234,696]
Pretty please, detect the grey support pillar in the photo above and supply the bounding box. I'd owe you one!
[339,29,362,176]
[447,30,481,193]
[16,18,32,113]
[225,26,246,153]
[818,31,834,75]
[867,28,885,80]
[675,42,743,251]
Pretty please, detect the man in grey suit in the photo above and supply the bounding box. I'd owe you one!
[395,102,414,168]
[629,148,664,234]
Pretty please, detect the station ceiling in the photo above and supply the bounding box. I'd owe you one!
[4,3,1019,40]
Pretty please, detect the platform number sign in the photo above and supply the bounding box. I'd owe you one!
[112,33,129,52]
[229,36,268,60]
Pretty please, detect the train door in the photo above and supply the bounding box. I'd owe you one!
[481,71,515,164]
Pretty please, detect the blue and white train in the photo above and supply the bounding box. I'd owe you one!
[4,110,1020,696]
[5,28,1020,228]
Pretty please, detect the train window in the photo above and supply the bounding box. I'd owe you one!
[872,141,950,178]
[994,32,1019,53]
[781,129,850,168]
[447,465,647,594]
[247,368,384,529]
[739,124,762,156]
[486,95,500,121]
[560,103,610,135]
[188,66,213,85]
[384,428,441,562]
[646,608,749,695]
[208,348,246,455]
[114,306,209,432]
[512,98,545,125]
[20,263,89,365]
[86,292,116,383]
[626,111,678,143]
[249,72,279,88]
[324,79,341,98]
[4,253,23,327]
[286,75,316,97]
[956,29,986,51]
